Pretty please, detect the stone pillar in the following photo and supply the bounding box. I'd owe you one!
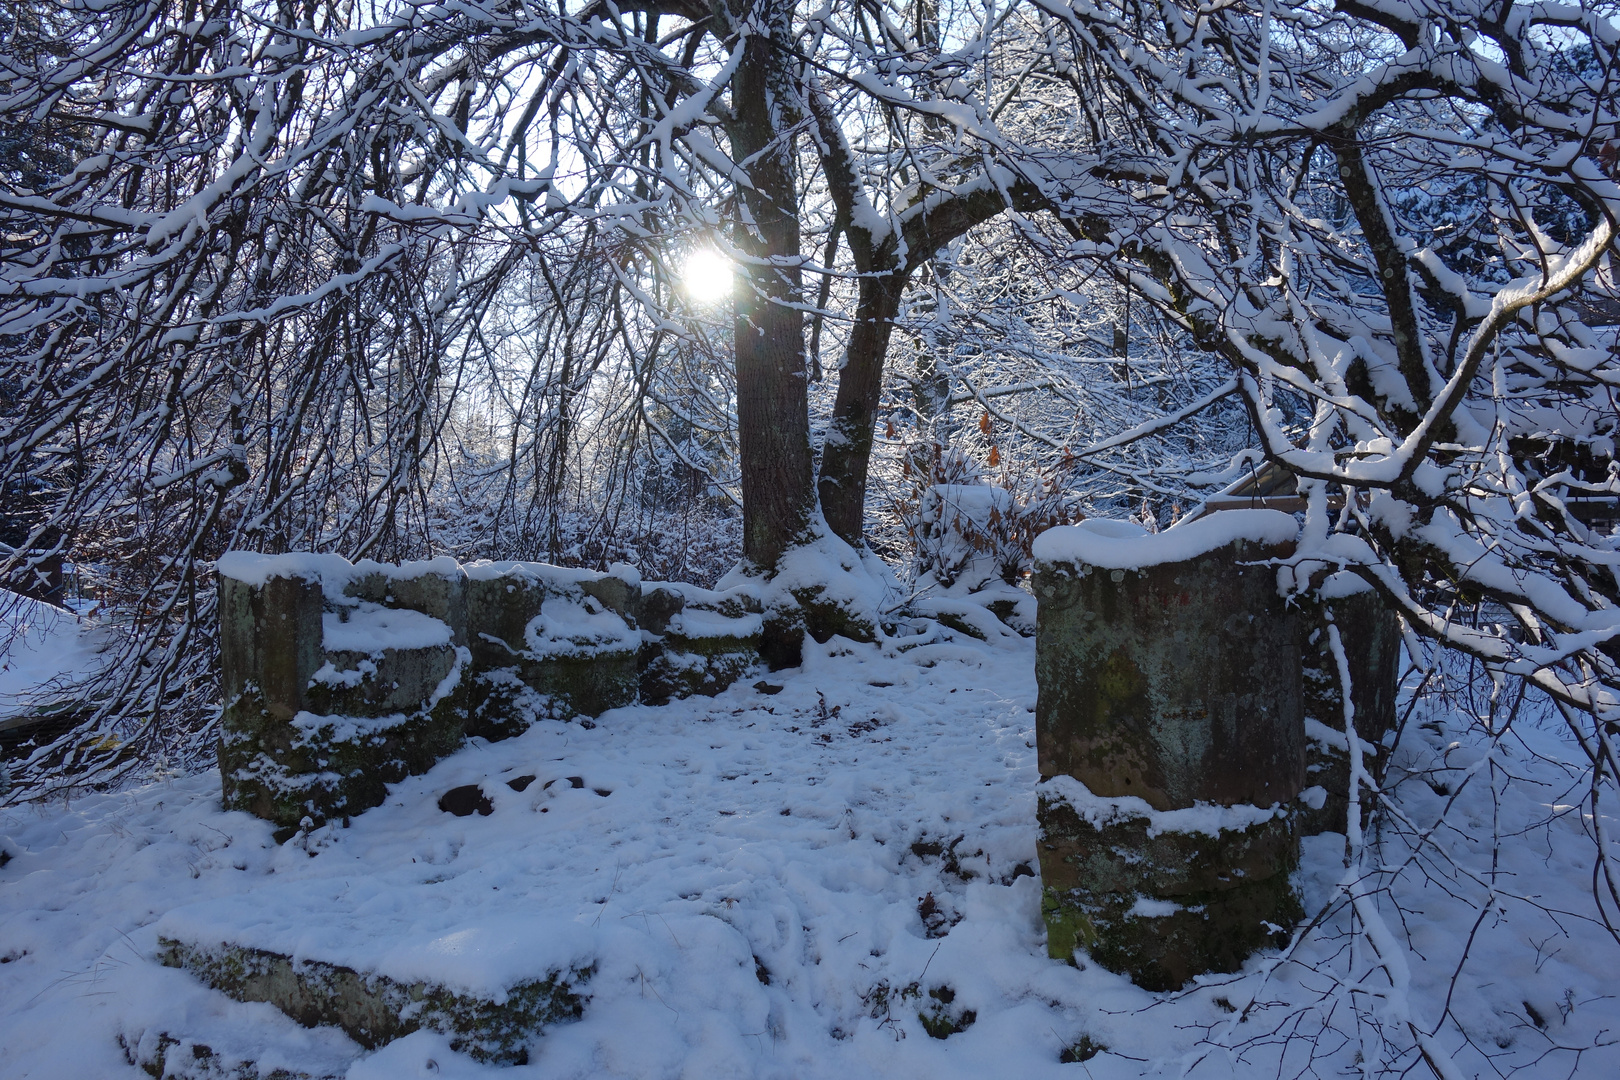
[217,561,326,829]
[217,554,467,839]
[1030,511,1305,989]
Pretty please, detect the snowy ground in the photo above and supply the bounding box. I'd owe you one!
[2,626,1618,1079]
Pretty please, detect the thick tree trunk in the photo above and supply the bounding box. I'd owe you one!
[726,24,814,573]
[818,275,904,547]
[724,10,815,668]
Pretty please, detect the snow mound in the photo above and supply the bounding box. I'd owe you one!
[1,594,111,723]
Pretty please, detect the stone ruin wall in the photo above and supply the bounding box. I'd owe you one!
[216,552,762,838]
[1030,511,1401,990]
[216,522,1401,992]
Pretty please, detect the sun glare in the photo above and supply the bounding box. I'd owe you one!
[681,248,733,304]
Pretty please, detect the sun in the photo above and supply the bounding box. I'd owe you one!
[681,248,733,304]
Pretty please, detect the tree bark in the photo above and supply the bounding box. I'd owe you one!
[724,12,815,572]
[720,3,816,668]
[817,275,905,546]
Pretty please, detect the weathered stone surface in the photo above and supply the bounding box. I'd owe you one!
[1042,870,1299,993]
[638,584,762,705]
[462,564,640,728]
[344,562,469,646]
[1038,789,1301,991]
[1033,540,1305,811]
[219,552,767,833]
[1031,517,1306,988]
[220,695,464,837]
[159,938,590,1065]
[794,584,878,645]
[218,571,324,829]
[217,564,467,835]
[304,640,460,718]
[219,572,323,726]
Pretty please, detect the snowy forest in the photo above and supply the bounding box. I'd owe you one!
[2,0,1620,1077]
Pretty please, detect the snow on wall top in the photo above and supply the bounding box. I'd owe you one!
[323,603,453,655]
[463,559,639,589]
[664,608,763,640]
[523,596,638,659]
[216,551,465,600]
[1032,509,1298,570]
[217,551,640,600]
[216,551,355,588]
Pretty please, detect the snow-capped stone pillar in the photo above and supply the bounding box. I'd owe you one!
[216,554,468,838]
[1030,510,1305,989]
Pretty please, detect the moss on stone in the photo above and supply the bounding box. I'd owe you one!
[1032,548,1305,811]
[792,585,877,645]
[462,571,639,724]
[1041,886,1097,965]
[514,652,638,718]
[1042,871,1302,992]
[302,643,461,719]
[1037,792,1302,990]
[916,985,976,1039]
[159,938,591,1064]
[639,635,760,705]
[219,688,464,833]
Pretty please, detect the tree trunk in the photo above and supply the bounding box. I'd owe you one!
[726,19,814,572]
[724,7,815,668]
[818,274,905,547]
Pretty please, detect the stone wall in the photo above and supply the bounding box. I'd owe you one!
[216,552,760,836]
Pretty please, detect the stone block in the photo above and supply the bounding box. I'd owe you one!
[463,562,639,730]
[638,583,762,705]
[1029,511,1306,988]
[219,571,324,726]
[1032,531,1305,811]
[218,568,325,826]
[220,701,464,836]
[216,554,468,835]
[1038,781,1301,991]
[159,938,590,1065]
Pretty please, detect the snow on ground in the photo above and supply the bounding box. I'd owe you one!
[2,628,1618,1079]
